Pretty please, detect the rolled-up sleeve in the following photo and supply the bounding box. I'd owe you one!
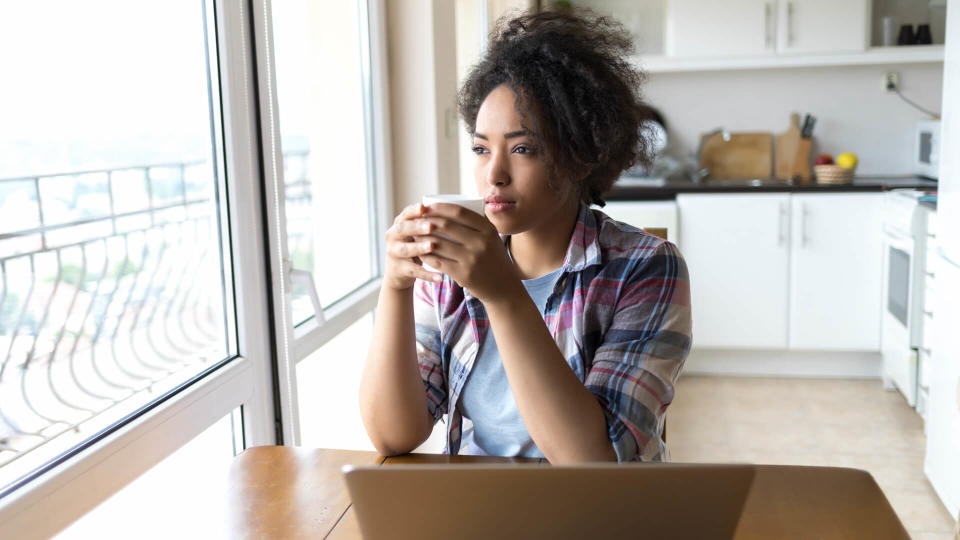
[413,278,448,423]
[585,241,692,462]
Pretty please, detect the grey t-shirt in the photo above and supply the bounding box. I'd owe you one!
[458,266,563,457]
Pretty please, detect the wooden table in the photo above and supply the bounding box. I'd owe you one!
[226,446,909,539]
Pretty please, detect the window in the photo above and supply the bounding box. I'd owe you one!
[0,1,276,536]
[259,0,391,445]
[0,0,236,493]
[0,1,392,536]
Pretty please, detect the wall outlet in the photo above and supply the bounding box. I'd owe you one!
[884,71,901,92]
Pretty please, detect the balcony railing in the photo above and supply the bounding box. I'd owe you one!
[0,151,310,480]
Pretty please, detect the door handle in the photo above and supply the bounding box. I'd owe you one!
[289,265,326,326]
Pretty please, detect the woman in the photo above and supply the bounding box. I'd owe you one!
[359,9,691,464]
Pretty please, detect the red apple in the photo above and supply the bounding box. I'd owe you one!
[815,154,834,165]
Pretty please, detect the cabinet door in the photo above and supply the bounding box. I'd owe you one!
[666,0,776,58]
[789,194,882,350]
[677,194,790,348]
[599,200,679,244]
[776,0,869,55]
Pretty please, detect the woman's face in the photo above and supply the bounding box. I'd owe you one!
[472,84,578,237]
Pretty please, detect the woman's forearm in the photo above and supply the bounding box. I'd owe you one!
[484,290,617,464]
[359,286,434,456]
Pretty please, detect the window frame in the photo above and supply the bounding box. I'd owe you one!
[253,0,393,446]
[0,0,279,536]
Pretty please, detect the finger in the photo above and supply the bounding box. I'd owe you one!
[397,259,443,283]
[387,239,435,260]
[414,217,479,245]
[421,203,488,231]
[391,217,435,239]
[400,202,427,220]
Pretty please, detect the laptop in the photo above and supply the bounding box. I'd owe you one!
[342,462,755,539]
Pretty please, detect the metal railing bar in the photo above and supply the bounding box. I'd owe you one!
[0,197,211,243]
[85,242,141,391]
[0,257,41,436]
[1,257,36,383]
[124,236,173,374]
[0,160,207,184]
[44,249,97,415]
[33,177,46,251]
[93,238,152,384]
[142,229,182,364]
[175,241,214,349]
[169,221,207,349]
[145,167,155,228]
[106,171,117,237]
[18,249,69,425]
[0,261,8,335]
[0,213,212,264]
[110,235,167,372]
[65,244,117,400]
[110,235,165,376]
[158,223,200,359]
[127,234,175,374]
[181,221,221,345]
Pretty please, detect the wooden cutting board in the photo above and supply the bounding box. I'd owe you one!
[698,132,773,180]
[775,113,813,183]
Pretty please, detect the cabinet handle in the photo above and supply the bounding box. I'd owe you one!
[764,3,772,48]
[924,310,934,318]
[926,271,936,279]
[778,201,787,246]
[922,347,933,356]
[800,202,809,248]
[787,2,795,46]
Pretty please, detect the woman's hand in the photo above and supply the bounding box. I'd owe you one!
[383,203,443,291]
[417,203,522,304]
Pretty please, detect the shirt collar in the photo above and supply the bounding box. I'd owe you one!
[560,203,603,272]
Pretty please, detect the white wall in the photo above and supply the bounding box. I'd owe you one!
[643,62,944,175]
[386,0,460,215]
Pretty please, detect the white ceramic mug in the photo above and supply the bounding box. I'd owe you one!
[421,194,485,216]
[419,194,485,273]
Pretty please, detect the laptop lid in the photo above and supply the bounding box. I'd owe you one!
[343,463,755,540]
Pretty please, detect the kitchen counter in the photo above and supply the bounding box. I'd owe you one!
[606,176,938,201]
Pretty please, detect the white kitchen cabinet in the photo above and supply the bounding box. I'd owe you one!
[599,200,679,244]
[666,0,775,58]
[677,194,790,348]
[666,0,869,58]
[776,0,869,55]
[788,194,882,350]
[677,192,883,351]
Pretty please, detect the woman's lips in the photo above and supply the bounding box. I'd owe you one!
[485,200,516,212]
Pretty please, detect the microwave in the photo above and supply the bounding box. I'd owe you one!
[915,119,941,179]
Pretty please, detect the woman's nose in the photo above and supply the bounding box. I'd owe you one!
[484,152,510,186]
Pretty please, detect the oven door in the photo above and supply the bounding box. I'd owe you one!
[881,226,917,406]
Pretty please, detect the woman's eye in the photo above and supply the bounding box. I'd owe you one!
[472,146,488,155]
[513,145,534,154]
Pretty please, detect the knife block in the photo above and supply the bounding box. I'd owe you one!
[775,113,813,184]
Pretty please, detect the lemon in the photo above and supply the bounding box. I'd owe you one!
[836,152,858,169]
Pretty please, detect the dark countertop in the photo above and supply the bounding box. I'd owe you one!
[606,176,938,201]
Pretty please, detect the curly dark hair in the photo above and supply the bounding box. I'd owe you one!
[458,8,656,206]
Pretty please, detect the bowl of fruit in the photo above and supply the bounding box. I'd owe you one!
[814,153,857,185]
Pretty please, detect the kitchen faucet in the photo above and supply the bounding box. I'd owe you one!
[692,128,731,182]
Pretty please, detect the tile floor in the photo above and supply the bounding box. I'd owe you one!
[668,375,958,539]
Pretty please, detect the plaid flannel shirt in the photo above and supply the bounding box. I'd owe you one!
[413,204,692,461]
